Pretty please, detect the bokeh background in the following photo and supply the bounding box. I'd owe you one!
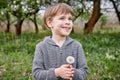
[0,0,120,80]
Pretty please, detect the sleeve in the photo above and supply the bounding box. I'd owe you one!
[32,44,58,80]
[73,43,89,80]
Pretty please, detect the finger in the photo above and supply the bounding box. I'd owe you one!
[69,65,73,68]
[70,73,74,77]
[70,78,72,80]
[61,64,69,68]
[67,64,71,68]
[66,71,74,76]
[67,68,74,74]
[63,74,72,79]
[70,67,74,72]
[71,71,74,75]
[63,67,71,71]
[67,70,74,78]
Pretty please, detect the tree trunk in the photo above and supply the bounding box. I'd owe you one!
[15,18,24,36]
[5,11,10,32]
[109,0,120,24]
[84,0,101,35]
[33,13,39,33]
[5,20,10,32]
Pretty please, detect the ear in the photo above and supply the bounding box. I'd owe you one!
[46,18,52,28]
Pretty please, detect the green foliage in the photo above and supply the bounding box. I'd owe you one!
[0,0,7,8]
[99,15,107,24]
[71,28,120,80]
[0,29,120,80]
[78,12,91,21]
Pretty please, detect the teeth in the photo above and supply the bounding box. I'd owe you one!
[61,27,71,30]
[62,27,70,29]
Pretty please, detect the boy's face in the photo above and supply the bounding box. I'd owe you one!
[47,13,73,37]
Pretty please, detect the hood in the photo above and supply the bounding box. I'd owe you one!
[43,36,74,47]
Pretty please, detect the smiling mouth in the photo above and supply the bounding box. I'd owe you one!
[61,27,72,32]
[62,27,71,29]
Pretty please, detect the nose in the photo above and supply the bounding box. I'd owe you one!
[65,19,71,25]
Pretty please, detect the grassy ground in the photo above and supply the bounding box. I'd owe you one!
[0,28,120,80]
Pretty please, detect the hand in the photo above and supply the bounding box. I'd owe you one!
[69,65,74,80]
[55,64,74,79]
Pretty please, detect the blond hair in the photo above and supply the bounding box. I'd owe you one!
[44,3,74,27]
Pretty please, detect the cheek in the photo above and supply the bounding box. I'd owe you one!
[54,22,63,27]
[59,23,64,27]
[70,21,73,26]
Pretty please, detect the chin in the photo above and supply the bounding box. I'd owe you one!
[60,31,71,36]
[63,33,70,36]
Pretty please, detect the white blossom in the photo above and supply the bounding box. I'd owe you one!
[66,56,75,64]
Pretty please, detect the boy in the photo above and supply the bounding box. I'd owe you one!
[32,3,88,80]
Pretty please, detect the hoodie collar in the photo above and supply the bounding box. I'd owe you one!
[44,36,74,47]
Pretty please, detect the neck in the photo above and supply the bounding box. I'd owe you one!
[52,34,67,47]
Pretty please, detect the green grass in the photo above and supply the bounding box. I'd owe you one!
[0,29,120,80]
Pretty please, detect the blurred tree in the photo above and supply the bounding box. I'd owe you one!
[0,0,11,32]
[2,0,119,35]
[10,0,25,35]
[9,0,43,35]
[109,0,120,24]
[0,0,7,8]
[84,0,102,35]
[5,11,10,32]
[26,0,43,33]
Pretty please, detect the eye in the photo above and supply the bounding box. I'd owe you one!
[69,17,73,21]
[59,17,65,20]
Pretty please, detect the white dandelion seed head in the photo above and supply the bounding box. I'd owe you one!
[66,56,75,64]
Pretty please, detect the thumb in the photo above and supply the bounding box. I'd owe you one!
[69,65,73,68]
[61,64,69,68]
